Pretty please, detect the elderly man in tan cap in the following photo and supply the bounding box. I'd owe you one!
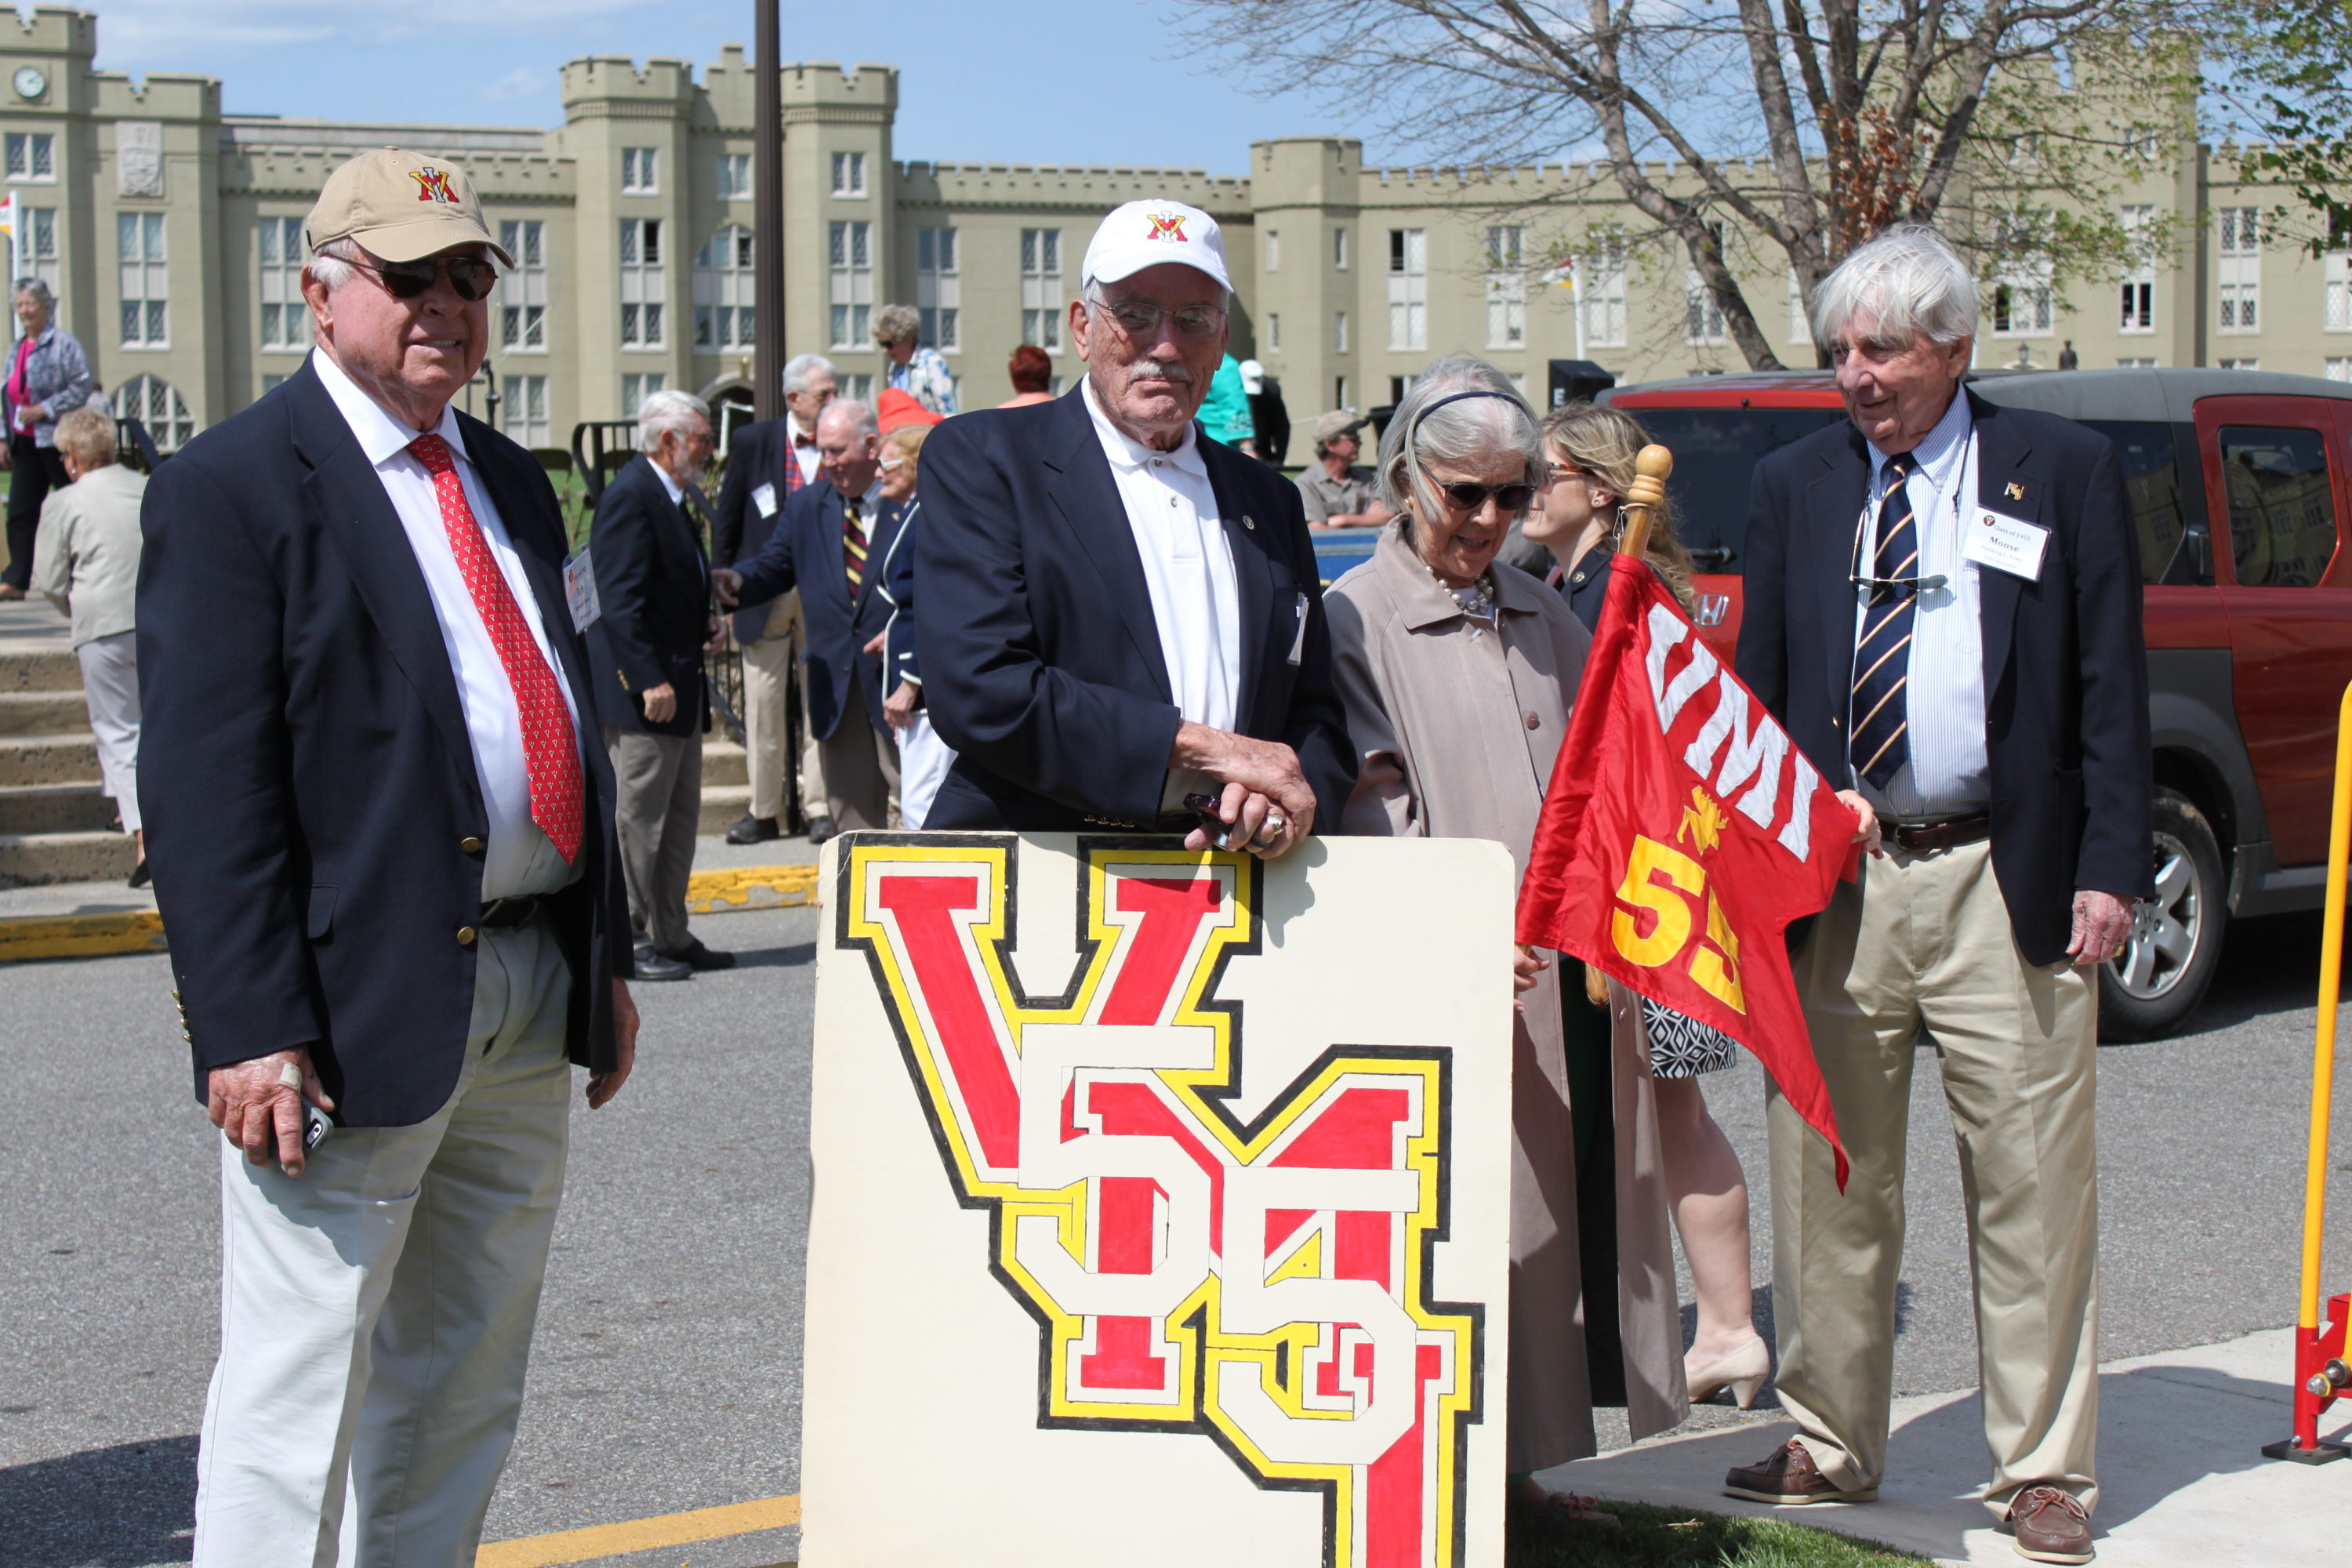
[1294,409,1392,529]
[139,147,637,1566]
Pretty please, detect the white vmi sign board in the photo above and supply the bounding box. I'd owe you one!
[800,832,1516,1568]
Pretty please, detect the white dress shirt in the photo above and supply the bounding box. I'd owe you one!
[790,419,822,488]
[313,350,581,899]
[1081,378,1240,811]
[1852,387,1990,818]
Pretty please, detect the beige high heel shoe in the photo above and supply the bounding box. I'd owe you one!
[1685,1334,1771,1409]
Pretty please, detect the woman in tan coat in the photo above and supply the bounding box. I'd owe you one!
[1322,355,1685,1522]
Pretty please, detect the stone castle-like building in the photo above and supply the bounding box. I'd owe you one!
[5,6,2347,460]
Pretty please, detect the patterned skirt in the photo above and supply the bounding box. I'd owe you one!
[1640,996,1740,1078]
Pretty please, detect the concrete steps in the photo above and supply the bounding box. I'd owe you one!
[699,740,751,835]
[0,691,91,735]
[0,648,132,887]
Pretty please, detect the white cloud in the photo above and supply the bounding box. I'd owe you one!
[480,66,543,104]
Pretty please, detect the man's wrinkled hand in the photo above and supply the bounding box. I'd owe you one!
[1172,722,1315,858]
[589,978,637,1108]
[710,568,743,608]
[2067,889,2136,968]
[884,678,919,731]
[640,682,677,724]
[862,630,886,657]
[207,1047,333,1176]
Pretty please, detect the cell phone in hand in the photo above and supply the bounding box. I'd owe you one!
[1182,792,1237,851]
[302,1099,332,1154]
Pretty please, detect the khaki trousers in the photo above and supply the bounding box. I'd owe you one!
[604,726,702,955]
[1769,838,2098,1515]
[194,918,572,1567]
[818,697,900,832]
[738,599,826,823]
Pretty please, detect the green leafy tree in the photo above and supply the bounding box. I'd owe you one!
[2227,1,2352,256]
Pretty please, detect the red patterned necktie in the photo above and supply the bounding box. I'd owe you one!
[408,433,585,865]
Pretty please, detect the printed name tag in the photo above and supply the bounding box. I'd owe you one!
[753,481,779,519]
[1962,507,2049,580]
[563,547,601,632]
[1287,591,1309,666]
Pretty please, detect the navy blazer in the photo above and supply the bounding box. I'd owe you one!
[710,416,815,643]
[137,359,632,1127]
[914,388,1356,833]
[1734,389,2154,965]
[876,495,922,698]
[729,479,901,741]
[584,453,710,737]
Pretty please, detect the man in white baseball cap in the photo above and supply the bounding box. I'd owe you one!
[911,198,1354,851]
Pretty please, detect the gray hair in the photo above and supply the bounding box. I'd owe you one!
[53,405,115,467]
[635,388,711,452]
[10,277,53,312]
[305,235,365,293]
[783,352,835,396]
[1811,222,1978,350]
[873,303,921,347]
[1374,353,1545,521]
[817,397,880,443]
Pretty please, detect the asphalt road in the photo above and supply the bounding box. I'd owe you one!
[4,892,2350,1567]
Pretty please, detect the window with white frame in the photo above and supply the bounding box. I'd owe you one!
[1991,276,2053,336]
[917,227,959,352]
[114,374,191,450]
[1334,227,1350,270]
[2219,207,2260,334]
[5,132,53,182]
[621,372,666,416]
[1265,230,1280,272]
[841,372,873,401]
[619,219,665,347]
[2326,251,2352,333]
[718,153,750,201]
[1019,227,1062,353]
[504,374,550,448]
[1388,376,1409,405]
[831,151,866,198]
[1583,239,1627,347]
[1387,229,1426,350]
[1485,226,1524,349]
[1334,310,1349,354]
[19,205,56,290]
[498,220,547,354]
[2220,358,2260,371]
[258,216,304,351]
[2121,205,2156,333]
[620,147,658,194]
[2118,357,2158,368]
[830,220,872,350]
[1333,375,1348,409]
[1685,268,1727,345]
[694,224,753,351]
[118,211,168,348]
[2328,358,2352,383]
[1267,312,1281,354]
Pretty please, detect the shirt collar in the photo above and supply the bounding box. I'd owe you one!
[311,347,468,471]
[1082,376,1206,480]
[1869,386,1970,488]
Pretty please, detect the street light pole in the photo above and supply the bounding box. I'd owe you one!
[753,0,783,425]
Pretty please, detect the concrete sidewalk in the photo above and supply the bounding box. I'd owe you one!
[1542,1327,2345,1566]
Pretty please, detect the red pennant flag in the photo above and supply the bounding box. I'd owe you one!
[1517,555,1857,1187]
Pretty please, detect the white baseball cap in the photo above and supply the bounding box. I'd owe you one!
[1081,199,1232,292]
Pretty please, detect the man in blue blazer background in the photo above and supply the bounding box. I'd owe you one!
[713,398,903,831]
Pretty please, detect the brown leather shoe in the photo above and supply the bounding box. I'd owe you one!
[1722,1437,1878,1504]
[2004,1485,2093,1563]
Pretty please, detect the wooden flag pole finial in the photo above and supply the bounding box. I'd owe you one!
[1617,443,1675,560]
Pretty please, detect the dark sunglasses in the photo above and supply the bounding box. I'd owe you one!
[350,255,498,303]
[1428,476,1537,513]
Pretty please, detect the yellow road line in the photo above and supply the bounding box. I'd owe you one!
[685,862,819,915]
[475,1493,800,1567]
[0,908,165,963]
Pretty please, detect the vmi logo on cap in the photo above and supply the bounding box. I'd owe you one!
[1145,212,1188,243]
[410,167,457,204]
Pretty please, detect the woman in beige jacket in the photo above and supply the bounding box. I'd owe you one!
[1322,355,1685,1522]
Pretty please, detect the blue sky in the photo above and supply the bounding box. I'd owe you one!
[64,1,1385,172]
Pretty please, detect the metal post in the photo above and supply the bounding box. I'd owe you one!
[753,0,783,425]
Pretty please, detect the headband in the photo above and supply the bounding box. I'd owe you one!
[1407,387,1528,445]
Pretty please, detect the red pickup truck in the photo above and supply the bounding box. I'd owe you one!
[1602,367,2352,1039]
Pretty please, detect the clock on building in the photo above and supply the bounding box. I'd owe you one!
[11,66,46,101]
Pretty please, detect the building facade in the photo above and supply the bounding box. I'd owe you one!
[5,5,2347,463]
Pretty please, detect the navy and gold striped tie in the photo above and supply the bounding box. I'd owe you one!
[842,498,867,601]
[1850,452,1918,789]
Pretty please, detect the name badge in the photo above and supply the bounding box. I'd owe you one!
[1962,507,2049,580]
[563,546,601,632]
[753,481,779,519]
[1287,592,1310,666]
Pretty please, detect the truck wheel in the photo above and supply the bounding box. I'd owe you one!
[2098,787,2226,1043]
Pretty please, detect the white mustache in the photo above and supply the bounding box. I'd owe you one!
[1130,360,1193,384]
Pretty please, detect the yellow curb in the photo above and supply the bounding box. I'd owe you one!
[475,1493,799,1567]
[0,908,166,963]
[686,863,820,915]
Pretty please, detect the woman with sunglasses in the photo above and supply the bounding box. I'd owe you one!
[1531,401,1771,1416]
[1322,354,1683,1530]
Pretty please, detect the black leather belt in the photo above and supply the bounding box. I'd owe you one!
[1887,814,1991,855]
[477,895,545,928]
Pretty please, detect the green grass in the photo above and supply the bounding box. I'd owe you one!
[1511,1499,1932,1567]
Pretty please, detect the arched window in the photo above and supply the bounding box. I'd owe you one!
[693,224,754,350]
[114,374,194,452]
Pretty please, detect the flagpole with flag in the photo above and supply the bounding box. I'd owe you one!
[1516,444,1860,1187]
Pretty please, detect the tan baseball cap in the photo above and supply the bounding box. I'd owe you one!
[1313,410,1368,445]
[304,147,513,267]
